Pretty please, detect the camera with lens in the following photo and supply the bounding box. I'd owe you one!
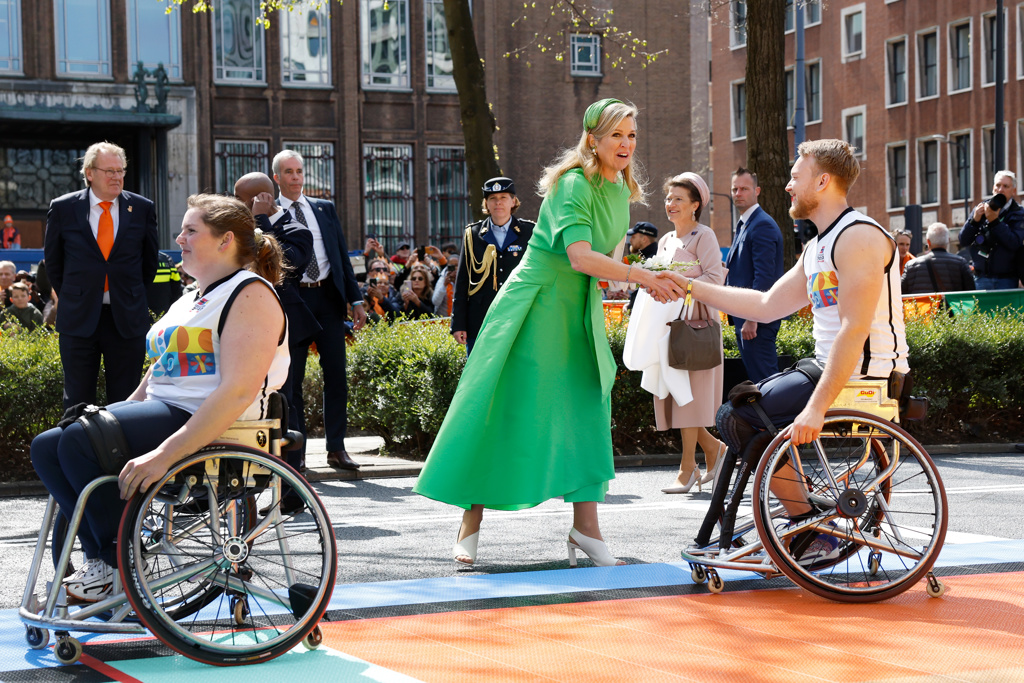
[974,194,1008,258]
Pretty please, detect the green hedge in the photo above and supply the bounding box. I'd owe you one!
[3,310,1023,481]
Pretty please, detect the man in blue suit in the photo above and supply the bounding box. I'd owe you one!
[725,168,784,383]
[44,142,159,409]
[274,150,367,471]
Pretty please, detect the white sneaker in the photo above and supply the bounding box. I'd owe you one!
[64,558,114,602]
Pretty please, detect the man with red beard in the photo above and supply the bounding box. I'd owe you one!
[663,140,909,554]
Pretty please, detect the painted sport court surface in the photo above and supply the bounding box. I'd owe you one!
[2,540,1022,682]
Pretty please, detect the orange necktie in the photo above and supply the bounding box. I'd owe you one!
[98,201,114,291]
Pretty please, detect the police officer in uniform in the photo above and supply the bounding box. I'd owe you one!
[451,177,535,354]
[145,250,183,318]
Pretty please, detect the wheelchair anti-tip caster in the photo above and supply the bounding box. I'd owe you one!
[707,568,725,594]
[231,596,249,625]
[868,551,882,577]
[25,626,49,650]
[301,624,324,650]
[925,572,946,598]
[54,635,83,665]
[690,564,708,584]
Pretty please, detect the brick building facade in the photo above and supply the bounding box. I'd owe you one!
[710,0,1024,249]
[0,0,707,251]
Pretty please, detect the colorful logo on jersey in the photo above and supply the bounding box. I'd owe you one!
[807,271,839,309]
[148,325,216,378]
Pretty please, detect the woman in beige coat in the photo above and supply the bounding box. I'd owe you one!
[654,173,728,493]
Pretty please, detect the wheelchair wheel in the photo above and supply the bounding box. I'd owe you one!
[752,411,947,603]
[117,446,337,666]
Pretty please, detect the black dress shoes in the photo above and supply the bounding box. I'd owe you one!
[259,498,305,517]
[327,450,361,470]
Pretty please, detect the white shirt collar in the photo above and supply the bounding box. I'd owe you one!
[89,188,118,208]
[738,203,760,225]
[278,194,308,212]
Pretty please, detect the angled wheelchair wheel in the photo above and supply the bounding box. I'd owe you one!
[117,446,337,666]
[752,411,947,603]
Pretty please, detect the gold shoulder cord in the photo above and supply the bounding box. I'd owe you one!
[465,224,499,296]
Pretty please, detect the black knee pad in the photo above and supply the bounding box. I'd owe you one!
[76,406,132,475]
[716,403,758,456]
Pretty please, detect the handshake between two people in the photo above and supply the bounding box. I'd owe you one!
[637,271,693,304]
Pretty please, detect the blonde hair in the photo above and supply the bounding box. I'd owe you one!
[81,142,128,184]
[796,139,861,193]
[186,194,284,286]
[537,100,646,203]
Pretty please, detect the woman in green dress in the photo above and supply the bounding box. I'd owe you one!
[413,99,678,568]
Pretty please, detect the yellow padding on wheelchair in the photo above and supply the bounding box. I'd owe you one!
[829,380,899,422]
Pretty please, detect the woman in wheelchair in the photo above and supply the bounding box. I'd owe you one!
[31,193,288,603]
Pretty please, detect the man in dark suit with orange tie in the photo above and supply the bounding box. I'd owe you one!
[274,150,367,471]
[44,142,159,409]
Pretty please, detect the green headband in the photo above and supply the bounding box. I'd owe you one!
[583,98,624,131]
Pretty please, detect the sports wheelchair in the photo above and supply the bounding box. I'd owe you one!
[682,376,948,603]
[19,394,337,666]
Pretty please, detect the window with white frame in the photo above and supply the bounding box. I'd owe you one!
[981,125,1008,191]
[54,0,111,76]
[888,144,908,209]
[981,11,1006,86]
[842,106,865,157]
[918,139,939,205]
[1019,4,1024,79]
[363,144,413,252]
[841,4,864,61]
[425,0,455,90]
[731,81,746,140]
[887,38,907,106]
[214,140,268,194]
[917,29,939,99]
[570,33,602,76]
[281,5,330,85]
[427,146,470,245]
[805,0,821,26]
[213,0,265,83]
[284,141,335,200]
[785,0,794,33]
[805,60,821,123]
[730,0,746,48]
[784,67,795,128]
[0,0,22,73]
[948,131,972,202]
[361,0,409,89]
[948,20,971,93]
[127,0,181,80]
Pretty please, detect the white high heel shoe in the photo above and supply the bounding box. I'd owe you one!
[699,442,728,487]
[453,530,479,565]
[567,528,625,567]
[661,468,701,494]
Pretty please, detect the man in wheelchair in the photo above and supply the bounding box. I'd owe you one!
[30,194,289,603]
[661,139,910,561]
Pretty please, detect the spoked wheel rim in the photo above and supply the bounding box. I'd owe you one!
[753,411,947,602]
[117,446,337,665]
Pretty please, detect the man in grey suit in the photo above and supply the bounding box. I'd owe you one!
[44,142,159,409]
[274,150,367,472]
[724,168,784,383]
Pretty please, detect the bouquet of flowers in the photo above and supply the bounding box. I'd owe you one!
[626,252,700,273]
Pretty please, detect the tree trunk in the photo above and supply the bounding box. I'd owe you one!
[443,0,502,221]
[745,0,795,269]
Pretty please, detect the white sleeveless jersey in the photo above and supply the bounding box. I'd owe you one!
[146,270,289,420]
[802,208,909,379]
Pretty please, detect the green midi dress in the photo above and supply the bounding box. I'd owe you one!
[413,168,631,511]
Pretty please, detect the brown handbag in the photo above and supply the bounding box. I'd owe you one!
[666,297,722,371]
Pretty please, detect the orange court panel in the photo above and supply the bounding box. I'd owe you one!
[322,572,1024,683]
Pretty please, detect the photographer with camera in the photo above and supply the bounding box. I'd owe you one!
[959,171,1024,290]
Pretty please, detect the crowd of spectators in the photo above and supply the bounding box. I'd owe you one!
[356,238,460,323]
[0,259,55,333]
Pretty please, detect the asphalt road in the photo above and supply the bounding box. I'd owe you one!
[0,452,1021,609]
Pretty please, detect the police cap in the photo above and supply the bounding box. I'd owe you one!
[483,177,516,197]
